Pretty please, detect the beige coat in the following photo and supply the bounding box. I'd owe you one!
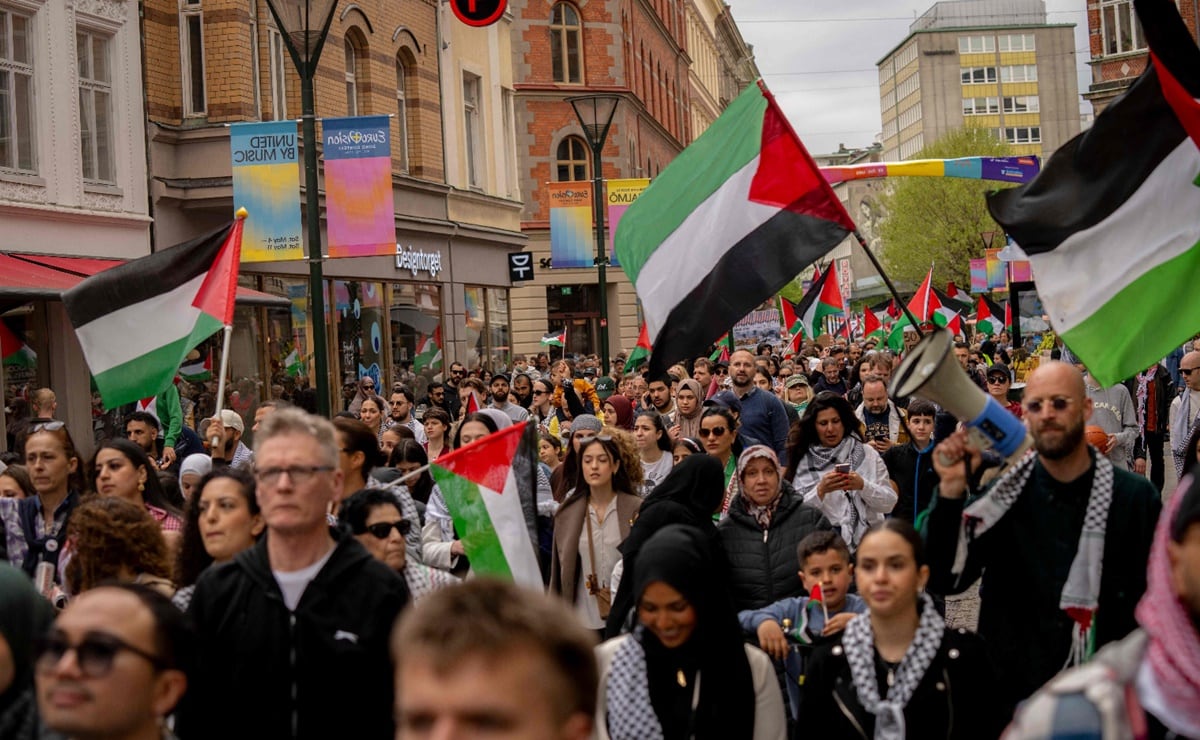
[549,491,641,604]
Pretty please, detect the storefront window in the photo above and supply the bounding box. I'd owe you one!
[331,280,388,412]
[2,305,45,443]
[463,286,510,372]
[389,282,441,403]
[487,288,511,371]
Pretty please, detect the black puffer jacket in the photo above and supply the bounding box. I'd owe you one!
[717,481,833,611]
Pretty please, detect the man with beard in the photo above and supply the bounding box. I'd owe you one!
[925,361,1161,717]
[729,349,790,465]
[487,374,528,424]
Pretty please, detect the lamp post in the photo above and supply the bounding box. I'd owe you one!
[568,94,620,376]
[265,0,338,417]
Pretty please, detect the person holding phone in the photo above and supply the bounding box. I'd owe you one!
[784,392,896,555]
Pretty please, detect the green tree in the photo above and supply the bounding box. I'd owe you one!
[879,126,1017,289]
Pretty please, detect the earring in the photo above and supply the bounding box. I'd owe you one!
[138,481,146,493]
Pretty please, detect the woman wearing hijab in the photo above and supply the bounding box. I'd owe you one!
[717,446,833,611]
[784,392,896,554]
[671,379,705,441]
[0,562,54,739]
[347,375,379,416]
[604,394,635,431]
[596,524,786,740]
[801,519,1003,739]
[604,455,728,638]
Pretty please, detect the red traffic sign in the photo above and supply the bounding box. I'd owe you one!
[450,0,507,27]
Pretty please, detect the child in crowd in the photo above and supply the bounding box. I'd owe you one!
[881,398,939,523]
[737,530,867,720]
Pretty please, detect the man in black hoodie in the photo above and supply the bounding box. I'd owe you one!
[178,408,409,740]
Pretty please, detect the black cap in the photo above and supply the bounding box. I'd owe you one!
[986,363,1011,381]
[491,373,511,384]
[1172,474,1200,542]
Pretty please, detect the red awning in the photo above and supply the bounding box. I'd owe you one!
[0,253,290,307]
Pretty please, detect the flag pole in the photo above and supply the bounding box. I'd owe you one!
[211,324,234,449]
[852,230,923,338]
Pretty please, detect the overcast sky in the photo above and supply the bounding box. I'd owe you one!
[727,0,1091,155]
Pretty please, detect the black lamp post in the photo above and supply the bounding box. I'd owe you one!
[568,94,620,375]
[264,0,338,417]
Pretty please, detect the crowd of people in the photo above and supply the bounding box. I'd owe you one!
[0,326,1198,740]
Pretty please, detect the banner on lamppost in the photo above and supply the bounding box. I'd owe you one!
[323,115,395,258]
[548,182,594,269]
[985,248,1007,290]
[230,121,304,262]
[606,178,649,268]
[969,258,988,293]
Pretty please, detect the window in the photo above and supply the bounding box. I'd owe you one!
[0,7,35,173]
[962,97,999,115]
[502,88,517,197]
[898,102,922,130]
[894,42,917,68]
[344,38,358,115]
[961,66,997,85]
[77,30,114,184]
[395,54,410,172]
[999,126,1041,144]
[957,35,995,54]
[998,33,1036,52]
[1000,64,1038,83]
[463,72,481,187]
[550,2,582,84]
[555,135,589,181]
[180,0,206,116]
[249,0,262,120]
[898,132,924,160]
[268,28,287,120]
[1101,0,1145,55]
[1003,95,1039,113]
[895,72,919,100]
[464,286,510,371]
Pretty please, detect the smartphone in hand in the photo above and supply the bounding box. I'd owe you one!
[834,462,851,475]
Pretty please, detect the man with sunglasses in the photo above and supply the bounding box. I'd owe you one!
[178,408,409,739]
[442,362,466,419]
[388,387,427,445]
[1170,350,1200,478]
[925,361,1161,715]
[37,583,191,740]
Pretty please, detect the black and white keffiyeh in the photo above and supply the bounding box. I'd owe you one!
[842,593,944,740]
[605,628,666,740]
[952,449,1114,666]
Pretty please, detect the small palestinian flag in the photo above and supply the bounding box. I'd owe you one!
[414,327,443,372]
[793,262,845,338]
[429,421,543,588]
[0,320,36,368]
[708,332,732,362]
[975,295,1005,336]
[179,350,213,382]
[862,309,885,342]
[625,323,652,372]
[284,348,305,377]
[887,267,945,351]
[464,390,481,416]
[946,281,972,304]
[540,328,566,348]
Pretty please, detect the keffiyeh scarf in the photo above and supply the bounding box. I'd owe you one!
[953,450,1114,667]
[606,628,667,740]
[842,593,944,740]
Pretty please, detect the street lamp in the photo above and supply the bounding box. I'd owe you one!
[568,94,620,376]
[265,0,338,417]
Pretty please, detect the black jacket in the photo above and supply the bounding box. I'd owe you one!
[717,481,833,611]
[177,529,409,740]
[1123,364,1175,452]
[882,441,939,523]
[801,628,1007,739]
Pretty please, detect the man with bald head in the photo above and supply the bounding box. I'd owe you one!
[924,361,1161,715]
[1170,350,1200,477]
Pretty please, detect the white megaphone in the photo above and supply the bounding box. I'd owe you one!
[890,329,1032,463]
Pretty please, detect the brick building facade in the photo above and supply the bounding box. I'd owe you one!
[1084,0,1199,115]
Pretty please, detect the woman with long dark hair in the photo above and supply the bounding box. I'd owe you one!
[596,524,786,739]
[333,417,422,562]
[784,392,896,553]
[389,439,434,505]
[422,406,453,460]
[633,410,673,496]
[172,468,264,610]
[91,438,184,548]
[700,407,743,517]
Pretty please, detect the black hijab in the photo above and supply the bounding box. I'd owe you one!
[0,562,54,735]
[605,456,726,638]
[633,525,756,740]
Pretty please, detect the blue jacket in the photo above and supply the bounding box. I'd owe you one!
[736,387,791,465]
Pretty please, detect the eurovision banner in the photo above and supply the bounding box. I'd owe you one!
[606,178,649,268]
[985,248,1007,290]
[820,156,1041,185]
[969,258,988,293]
[323,115,395,258]
[548,182,593,269]
[1008,259,1034,283]
[230,121,304,262]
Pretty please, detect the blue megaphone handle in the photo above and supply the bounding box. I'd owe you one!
[968,396,1027,458]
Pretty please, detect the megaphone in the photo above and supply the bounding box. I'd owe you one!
[890,329,1031,462]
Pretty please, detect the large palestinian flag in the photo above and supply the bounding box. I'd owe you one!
[63,217,244,409]
[615,81,855,376]
[429,421,543,589]
[988,0,1200,385]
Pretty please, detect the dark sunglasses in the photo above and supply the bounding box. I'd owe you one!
[987,376,1009,384]
[1182,368,1200,376]
[699,426,728,438]
[35,632,166,678]
[364,520,412,539]
[1024,396,1073,414]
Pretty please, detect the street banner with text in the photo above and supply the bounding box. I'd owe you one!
[606,178,649,268]
[548,182,594,269]
[323,115,395,258]
[230,121,304,262]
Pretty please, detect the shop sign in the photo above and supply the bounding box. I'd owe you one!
[508,252,534,282]
[395,244,443,278]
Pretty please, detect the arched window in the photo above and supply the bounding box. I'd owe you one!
[395,51,413,172]
[344,29,368,115]
[550,3,582,84]
[555,136,590,181]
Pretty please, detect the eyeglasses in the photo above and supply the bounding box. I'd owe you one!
[1182,367,1200,376]
[30,420,65,433]
[253,464,334,486]
[35,632,166,678]
[987,376,1009,384]
[364,520,412,539]
[451,369,466,376]
[1023,396,1074,414]
[699,426,728,438]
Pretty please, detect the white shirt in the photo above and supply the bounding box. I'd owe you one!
[272,545,336,611]
[575,498,622,630]
[640,453,674,497]
[1136,654,1200,738]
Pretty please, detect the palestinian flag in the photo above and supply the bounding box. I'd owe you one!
[284,348,305,377]
[887,267,944,351]
[975,295,1005,335]
[779,298,803,353]
[414,327,443,372]
[63,216,244,409]
[625,323,652,372]
[0,320,36,368]
[179,350,212,382]
[946,281,973,304]
[944,310,964,337]
[708,332,733,362]
[464,390,481,416]
[793,263,845,338]
[429,421,543,588]
[987,0,1200,385]
[540,328,566,348]
[862,309,885,342]
[614,81,855,377]
[1005,300,1015,334]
